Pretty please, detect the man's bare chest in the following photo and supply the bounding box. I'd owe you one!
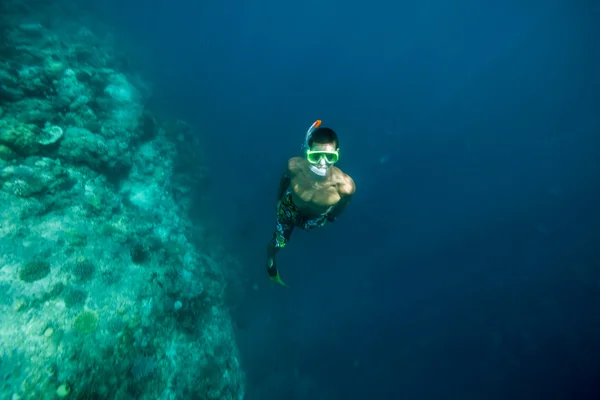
[289,175,340,207]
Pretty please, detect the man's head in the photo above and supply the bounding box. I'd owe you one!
[307,127,339,149]
[305,127,339,176]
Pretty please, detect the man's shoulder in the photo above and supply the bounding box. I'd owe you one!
[341,174,356,196]
[287,157,305,173]
[333,168,355,195]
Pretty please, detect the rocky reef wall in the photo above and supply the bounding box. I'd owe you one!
[0,1,245,399]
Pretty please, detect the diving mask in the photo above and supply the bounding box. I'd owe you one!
[306,149,339,164]
[303,119,340,165]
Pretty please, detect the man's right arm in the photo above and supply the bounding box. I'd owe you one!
[277,172,291,201]
[276,160,292,201]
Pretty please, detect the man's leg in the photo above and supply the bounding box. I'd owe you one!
[266,240,279,275]
[266,222,292,286]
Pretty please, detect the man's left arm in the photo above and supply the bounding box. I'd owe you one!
[327,176,356,221]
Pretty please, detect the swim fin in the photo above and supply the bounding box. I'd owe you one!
[269,273,287,287]
[267,259,287,287]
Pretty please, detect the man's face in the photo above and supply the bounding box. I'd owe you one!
[306,142,339,175]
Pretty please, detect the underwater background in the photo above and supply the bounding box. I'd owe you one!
[1,0,599,399]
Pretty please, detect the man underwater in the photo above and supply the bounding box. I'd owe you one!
[266,120,356,286]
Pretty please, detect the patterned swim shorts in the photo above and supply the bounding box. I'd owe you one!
[271,189,329,249]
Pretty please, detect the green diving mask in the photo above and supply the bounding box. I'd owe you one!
[306,149,339,164]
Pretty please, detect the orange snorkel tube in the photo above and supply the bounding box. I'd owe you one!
[303,119,322,151]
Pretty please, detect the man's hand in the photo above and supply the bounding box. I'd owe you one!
[327,174,355,220]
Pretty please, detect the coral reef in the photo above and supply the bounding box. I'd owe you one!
[0,1,245,399]
[73,310,99,334]
[18,260,51,282]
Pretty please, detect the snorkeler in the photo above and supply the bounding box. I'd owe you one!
[266,120,356,286]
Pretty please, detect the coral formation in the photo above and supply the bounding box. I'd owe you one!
[71,257,95,281]
[0,1,245,399]
[38,124,64,146]
[18,261,51,282]
[62,287,87,308]
[73,310,99,334]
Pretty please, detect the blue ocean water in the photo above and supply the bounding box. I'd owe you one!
[4,0,599,398]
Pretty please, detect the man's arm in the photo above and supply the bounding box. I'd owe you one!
[327,194,352,220]
[276,159,293,201]
[328,175,356,220]
[277,172,291,201]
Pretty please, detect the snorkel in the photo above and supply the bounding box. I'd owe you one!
[310,163,328,176]
[302,120,329,176]
[302,119,322,152]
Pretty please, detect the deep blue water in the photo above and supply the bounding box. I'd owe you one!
[83,0,599,398]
